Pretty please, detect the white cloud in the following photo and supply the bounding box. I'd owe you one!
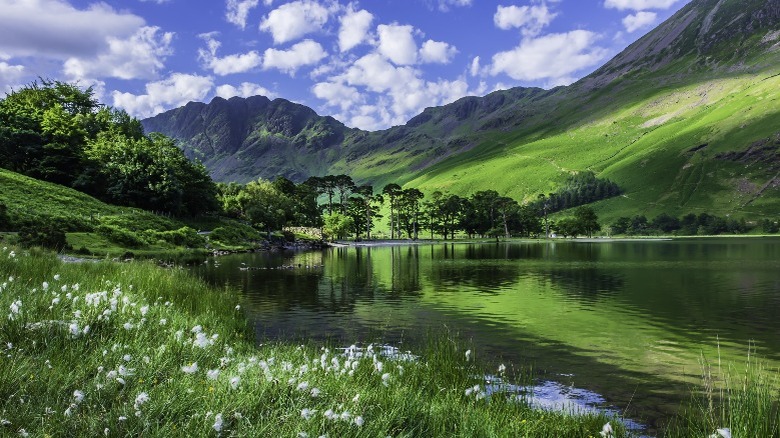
[262,39,327,74]
[215,82,275,98]
[259,0,330,45]
[112,73,214,119]
[437,0,472,12]
[338,6,373,52]
[494,3,557,37]
[469,56,481,76]
[63,26,173,81]
[420,40,458,64]
[319,53,476,129]
[604,0,679,11]
[0,0,145,59]
[490,30,608,83]
[226,0,260,29]
[377,24,418,65]
[0,61,26,93]
[622,11,657,32]
[139,0,171,3]
[198,34,262,75]
[311,81,362,111]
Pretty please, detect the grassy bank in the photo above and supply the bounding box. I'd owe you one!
[0,246,627,437]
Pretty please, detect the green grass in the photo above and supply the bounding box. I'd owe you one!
[0,246,628,437]
[399,70,780,221]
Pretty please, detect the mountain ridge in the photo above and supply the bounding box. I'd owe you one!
[141,0,780,219]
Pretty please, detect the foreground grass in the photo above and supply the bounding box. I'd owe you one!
[0,246,624,437]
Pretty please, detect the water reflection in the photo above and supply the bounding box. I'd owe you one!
[189,238,780,430]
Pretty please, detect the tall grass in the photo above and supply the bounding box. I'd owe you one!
[0,246,625,437]
[664,345,780,437]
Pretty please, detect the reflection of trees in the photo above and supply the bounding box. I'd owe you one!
[535,268,625,303]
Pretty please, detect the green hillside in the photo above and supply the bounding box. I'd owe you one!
[142,0,780,220]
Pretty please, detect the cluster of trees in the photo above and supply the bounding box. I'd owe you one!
[531,172,621,215]
[219,174,608,240]
[610,212,752,236]
[0,80,217,216]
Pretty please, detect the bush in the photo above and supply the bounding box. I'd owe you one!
[95,224,147,248]
[17,221,69,251]
[143,227,205,247]
[209,224,262,246]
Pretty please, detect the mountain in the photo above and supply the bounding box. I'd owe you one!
[142,0,780,220]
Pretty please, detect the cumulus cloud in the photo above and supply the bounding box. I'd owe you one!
[112,73,214,118]
[198,34,262,75]
[338,6,373,52]
[420,40,458,64]
[622,11,657,32]
[314,53,475,129]
[0,0,145,59]
[259,0,330,45]
[262,39,327,74]
[312,81,363,111]
[63,26,173,81]
[215,82,275,98]
[0,61,26,92]
[490,30,608,83]
[226,0,260,29]
[604,0,679,11]
[377,24,418,65]
[494,3,557,37]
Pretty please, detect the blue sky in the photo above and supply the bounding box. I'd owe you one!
[0,0,690,130]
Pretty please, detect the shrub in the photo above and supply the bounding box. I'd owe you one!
[143,227,205,247]
[95,224,147,248]
[17,221,69,251]
[209,224,262,246]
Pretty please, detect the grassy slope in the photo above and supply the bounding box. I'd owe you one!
[403,69,780,222]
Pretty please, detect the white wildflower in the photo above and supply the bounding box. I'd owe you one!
[123,354,132,362]
[498,364,506,374]
[18,429,29,437]
[301,408,315,420]
[212,413,223,432]
[134,392,149,410]
[600,422,614,438]
[230,376,240,389]
[118,416,127,421]
[465,350,472,361]
[207,369,220,380]
[352,394,360,403]
[191,325,202,334]
[310,387,321,398]
[381,373,391,386]
[297,381,309,391]
[53,274,60,281]
[73,390,84,404]
[140,305,149,316]
[159,318,167,325]
[123,322,133,330]
[354,415,364,426]
[181,362,198,374]
[42,282,49,290]
[69,323,80,337]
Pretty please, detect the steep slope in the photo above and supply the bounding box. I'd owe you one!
[142,0,780,218]
[142,95,359,182]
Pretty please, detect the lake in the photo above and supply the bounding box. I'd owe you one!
[189,238,780,431]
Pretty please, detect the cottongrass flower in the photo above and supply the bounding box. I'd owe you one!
[73,390,85,404]
[709,428,731,438]
[310,387,321,398]
[465,349,472,361]
[599,422,613,438]
[212,413,224,432]
[123,322,133,330]
[230,376,240,389]
[381,373,391,386]
[498,364,506,374]
[354,416,364,427]
[207,369,220,380]
[301,408,316,420]
[134,392,149,410]
[9,299,21,320]
[297,381,309,391]
[123,354,132,362]
[159,318,167,325]
[181,362,199,374]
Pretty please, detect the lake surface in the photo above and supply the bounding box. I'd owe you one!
[190,238,780,431]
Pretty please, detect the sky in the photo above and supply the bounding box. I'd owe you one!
[0,0,691,131]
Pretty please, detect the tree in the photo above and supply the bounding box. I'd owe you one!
[350,185,383,240]
[382,183,402,239]
[333,174,355,214]
[573,206,600,238]
[322,212,354,241]
[238,179,292,237]
[555,217,581,238]
[398,188,424,239]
